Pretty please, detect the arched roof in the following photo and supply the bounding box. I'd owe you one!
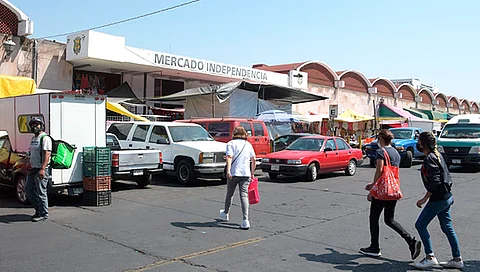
[396,83,417,94]
[471,101,479,111]
[296,60,339,81]
[434,92,449,106]
[0,0,29,21]
[460,99,470,107]
[337,70,372,88]
[448,96,461,105]
[371,77,398,92]
[417,88,435,102]
[396,83,417,101]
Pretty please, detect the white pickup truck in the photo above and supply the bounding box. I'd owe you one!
[107,133,162,188]
[107,122,227,185]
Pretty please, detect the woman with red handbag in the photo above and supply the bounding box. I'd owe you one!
[219,127,256,230]
[360,129,421,259]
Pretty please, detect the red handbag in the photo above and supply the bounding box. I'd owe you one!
[370,148,403,201]
[248,178,260,204]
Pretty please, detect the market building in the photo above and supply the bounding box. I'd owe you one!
[254,62,480,118]
[2,0,479,123]
[65,30,309,115]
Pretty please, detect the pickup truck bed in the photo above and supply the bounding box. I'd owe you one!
[111,149,162,187]
[107,133,162,187]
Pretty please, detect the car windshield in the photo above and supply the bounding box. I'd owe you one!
[390,129,413,139]
[169,126,214,142]
[286,138,324,151]
[440,124,480,139]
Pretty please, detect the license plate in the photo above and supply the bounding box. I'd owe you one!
[133,169,144,176]
[271,164,280,171]
[452,159,461,164]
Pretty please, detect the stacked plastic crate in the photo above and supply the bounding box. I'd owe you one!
[82,147,112,206]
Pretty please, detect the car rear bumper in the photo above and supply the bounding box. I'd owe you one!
[442,153,480,165]
[260,163,308,176]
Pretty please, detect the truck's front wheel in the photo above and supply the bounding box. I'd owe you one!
[402,150,413,168]
[176,159,197,185]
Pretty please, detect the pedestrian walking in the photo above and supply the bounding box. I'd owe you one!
[25,117,52,222]
[360,129,421,259]
[219,126,256,230]
[414,132,463,269]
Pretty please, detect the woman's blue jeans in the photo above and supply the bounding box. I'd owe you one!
[415,196,461,257]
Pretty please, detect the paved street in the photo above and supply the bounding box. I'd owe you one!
[1,160,479,272]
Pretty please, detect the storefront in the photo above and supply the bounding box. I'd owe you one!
[66,30,309,110]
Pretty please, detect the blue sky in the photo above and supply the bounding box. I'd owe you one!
[12,0,480,102]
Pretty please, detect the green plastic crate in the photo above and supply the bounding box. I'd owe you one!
[83,190,111,206]
[83,147,111,163]
[83,162,111,177]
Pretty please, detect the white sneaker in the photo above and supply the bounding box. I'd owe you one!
[240,219,250,230]
[440,259,464,269]
[414,256,438,269]
[219,209,229,221]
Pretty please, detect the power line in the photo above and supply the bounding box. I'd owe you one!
[38,0,200,39]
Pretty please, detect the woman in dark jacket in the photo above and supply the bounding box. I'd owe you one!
[414,132,463,269]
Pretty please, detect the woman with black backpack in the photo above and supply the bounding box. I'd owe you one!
[414,132,463,269]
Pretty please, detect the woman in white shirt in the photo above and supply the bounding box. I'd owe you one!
[219,126,256,230]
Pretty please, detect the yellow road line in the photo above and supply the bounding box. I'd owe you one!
[125,236,265,272]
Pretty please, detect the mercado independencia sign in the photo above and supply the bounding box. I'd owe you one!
[153,53,268,81]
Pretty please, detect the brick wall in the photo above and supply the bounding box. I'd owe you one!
[0,3,18,35]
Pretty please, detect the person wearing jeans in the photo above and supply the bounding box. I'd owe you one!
[219,126,256,230]
[361,129,421,260]
[26,167,51,220]
[25,117,52,222]
[414,132,463,269]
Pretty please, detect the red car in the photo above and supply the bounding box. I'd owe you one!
[260,136,364,181]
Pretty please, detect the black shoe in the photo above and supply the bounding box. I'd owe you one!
[409,238,422,260]
[360,246,381,257]
[32,215,48,222]
[31,212,39,220]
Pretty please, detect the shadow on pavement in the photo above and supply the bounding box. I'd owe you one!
[299,248,413,272]
[0,214,32,224]
[171,219,241,230]
[449,165,479,173]
[147,174,226,188]
[464,261,480,272]
[263,172,348,184]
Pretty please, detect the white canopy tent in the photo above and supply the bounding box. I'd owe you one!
[152,81,328,119]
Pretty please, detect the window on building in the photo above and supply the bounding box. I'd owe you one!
[154,79,185,97]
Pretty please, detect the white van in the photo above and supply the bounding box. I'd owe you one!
[437,114,480,168]
[107,122,227,184]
